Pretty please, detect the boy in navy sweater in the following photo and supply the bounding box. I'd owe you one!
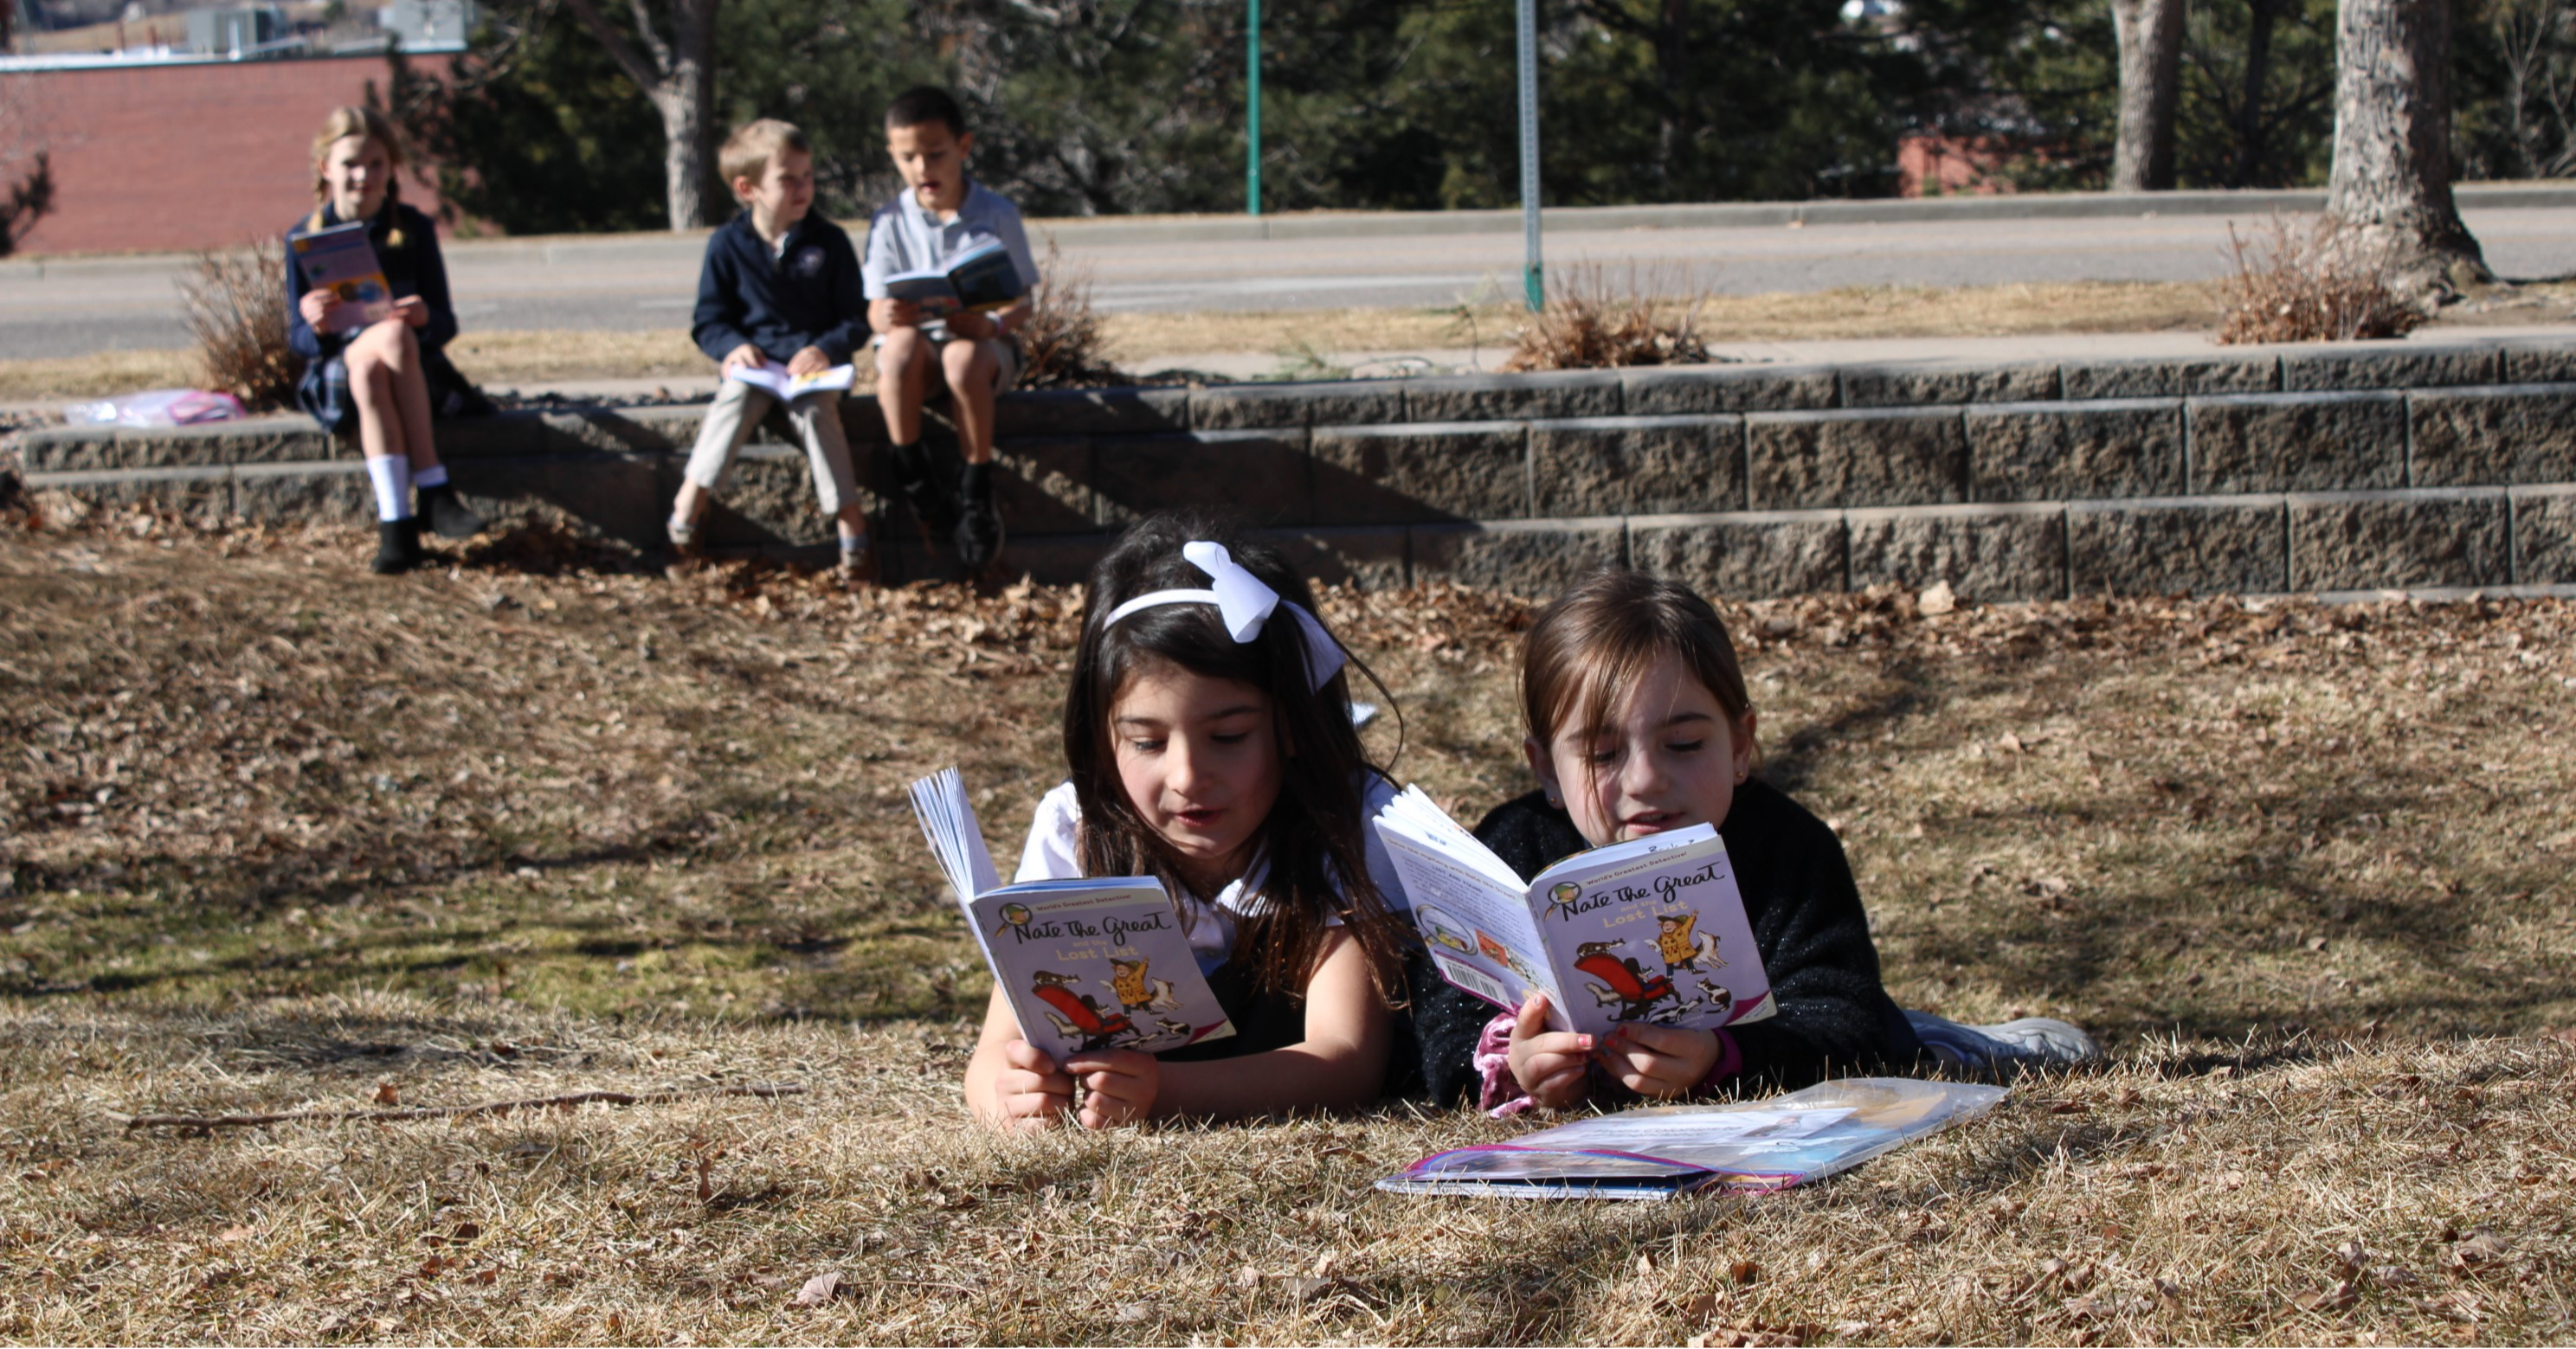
[669,119,873,576]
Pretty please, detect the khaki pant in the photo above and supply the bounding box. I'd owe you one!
[680,378,859,516]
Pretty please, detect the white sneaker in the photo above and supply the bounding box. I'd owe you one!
[1907,1011,2101,1078]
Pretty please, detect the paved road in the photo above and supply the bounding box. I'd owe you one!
[10,202,2576,360]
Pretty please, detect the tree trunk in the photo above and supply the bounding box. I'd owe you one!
[560,0,723,231]
[2110,0,2185,191]
[2234,0,2281,187]
[2326,0,2488,292]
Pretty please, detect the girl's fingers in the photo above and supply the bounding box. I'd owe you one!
[1517,1030,1593,1059]
[1512,991,1553,1040]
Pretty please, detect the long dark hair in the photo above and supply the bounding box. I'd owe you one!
[1062,513,1408,1004]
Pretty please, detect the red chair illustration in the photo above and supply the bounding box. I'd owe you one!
[1573,941,1682,1022]
[1030,970,1137,1051]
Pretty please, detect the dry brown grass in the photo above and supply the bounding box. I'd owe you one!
[178,246,300,410]
[2,516,2573,1341]
[1501,263,1712,372]
[1016,239,1130,390]
[2217,215,2431,345]
[0,280,2238,405]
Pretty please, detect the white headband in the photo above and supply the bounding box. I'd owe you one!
[1100,541,1349,691]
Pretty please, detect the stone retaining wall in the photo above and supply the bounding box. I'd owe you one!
[12,336,2576,597]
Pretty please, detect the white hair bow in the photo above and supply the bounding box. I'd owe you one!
[1100,541,1349,691]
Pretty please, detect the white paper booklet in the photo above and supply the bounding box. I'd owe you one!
[725,360,856,402]
[1370,786,1774,1037]
[908,768,1235,1062]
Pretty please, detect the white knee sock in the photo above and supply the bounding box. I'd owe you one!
[412,463,449,491]
[365,456,413,523]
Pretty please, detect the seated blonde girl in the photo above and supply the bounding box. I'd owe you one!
[285,105,483,575]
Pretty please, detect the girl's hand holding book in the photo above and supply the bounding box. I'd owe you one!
[392,295,430,329]
[1596,1022,1722,1099]
[299,288,342,331]
[1063,1048,1159,1128]
[985,1038,1077,1131]
[1505,992,1596,1110]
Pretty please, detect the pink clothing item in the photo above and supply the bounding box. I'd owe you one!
[1472,1010,1742,1117]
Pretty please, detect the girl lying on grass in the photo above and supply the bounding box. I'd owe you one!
[1412,569,2101,1114]
[963,516,1416,1128]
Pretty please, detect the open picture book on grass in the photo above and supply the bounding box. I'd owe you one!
[1372,786,1774,1037]
[909,768,1234,1061]
[1380,1078,2009,1199]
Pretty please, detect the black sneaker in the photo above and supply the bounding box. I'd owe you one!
[418,483,486,540]
[954,459,1004,575]
[371,517,423,575]
[887,441,957,536]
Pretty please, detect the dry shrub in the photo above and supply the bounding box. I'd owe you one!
[2215,215,2430,344]
[1502,261,1713,372]
[179,242,301,408]
[1016,236,1130,389]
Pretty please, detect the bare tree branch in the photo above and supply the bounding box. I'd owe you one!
[557,0,667,93]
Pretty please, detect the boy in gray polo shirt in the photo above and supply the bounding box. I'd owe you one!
[863,86,1040,576]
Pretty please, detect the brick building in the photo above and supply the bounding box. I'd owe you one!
[1,53,456,255]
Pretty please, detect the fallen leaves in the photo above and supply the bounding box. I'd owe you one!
[793,1270,842,1306]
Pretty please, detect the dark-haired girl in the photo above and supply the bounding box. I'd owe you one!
[1424,569,2101,1114]
[962,516,1414,1128]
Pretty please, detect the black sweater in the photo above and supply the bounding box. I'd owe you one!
[1402,780,1918,1105]
[691,211,869,366]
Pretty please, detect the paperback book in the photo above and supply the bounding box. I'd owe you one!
[1378,1077,2009,1199]
[1370,787,1774,1038]
[725,360,856,402]
[289,221,394,330]
[882,240,1026,316]
[908,768,1234,1062]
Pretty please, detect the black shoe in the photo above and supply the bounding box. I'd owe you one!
[418,483,486,540]
[954,459,1004,575]
[887,441,957,536]
[371,517,423,575]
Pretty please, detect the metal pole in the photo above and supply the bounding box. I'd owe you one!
[1247,0,1263,217]
[1517,0,1541,310]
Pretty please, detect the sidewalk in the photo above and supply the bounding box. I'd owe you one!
[9,183,2576,276]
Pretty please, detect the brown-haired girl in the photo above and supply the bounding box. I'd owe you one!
[963,513,1417,1128]
[1417,569,2098,1113]
[285,105,483,574]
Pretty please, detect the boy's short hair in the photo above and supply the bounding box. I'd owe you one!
[885,86,967,138]
[719,119,810,190]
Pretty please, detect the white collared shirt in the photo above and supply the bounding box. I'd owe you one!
[1012,777,1412,973]
[860,178,1042,302]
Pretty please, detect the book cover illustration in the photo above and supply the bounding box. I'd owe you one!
[973,883,1231,1060]
[1373,786,1774,1040]
[883,239,1026,316]
[724,360,856,402]
[910,768,1236,1064]
[289,221,394,329]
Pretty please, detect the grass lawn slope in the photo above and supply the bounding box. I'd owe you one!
[1,514,2571,1344]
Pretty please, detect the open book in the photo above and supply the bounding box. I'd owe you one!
[882,239,1026,316]
[908,768,1234,1062]
[725,360,855,402]
[1371,787,1774,1038]
[1378,1077,2008,1199]
[289,221,394,330]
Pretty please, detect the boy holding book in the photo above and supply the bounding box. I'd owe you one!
[862,86,1040,577]
[671,119,874,578]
